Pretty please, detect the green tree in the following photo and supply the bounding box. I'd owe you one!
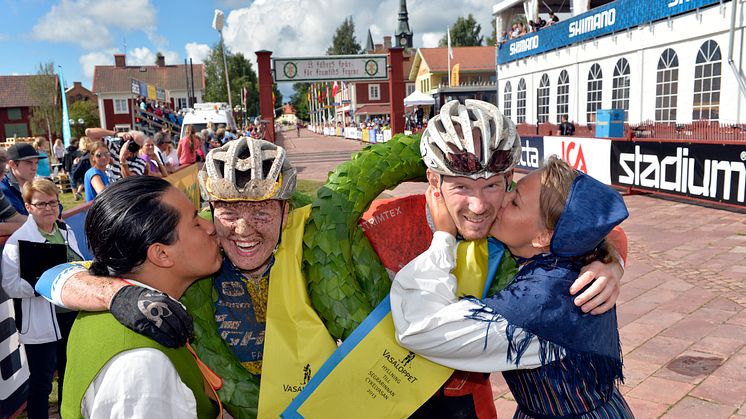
[68,100,100,138]
[439,14,483,47]
[326,16,362,55]
[28,62,61,141]
[486,18,498,46]
[290,82,310,121]
[154,51,164,65]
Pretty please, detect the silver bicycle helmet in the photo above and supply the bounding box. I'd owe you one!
[199,137,297,202]
[420,99,521,179]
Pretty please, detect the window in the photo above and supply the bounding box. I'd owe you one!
[6,108,22,120]
[177,97,188,110]
[693,40,721,121]
[556,70,570,123]
[517,78,527,123]
[114,124,131,132]
[114,98,129,114]
[536,74,550,123]
[4,123,28,138]
[656,48,679,124]
[586,64,603,123]
[612,58,631,121]
[503,81,512,119]
[406,84,416,96]
[369,84,381,100]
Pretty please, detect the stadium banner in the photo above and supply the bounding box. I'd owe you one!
[498,0,723,64]
[543,136,612,184]
[515,136,545,171]
[611,141,746,207]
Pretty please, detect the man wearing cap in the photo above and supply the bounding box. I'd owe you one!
[0,149,27,235]
[1,143,47,215]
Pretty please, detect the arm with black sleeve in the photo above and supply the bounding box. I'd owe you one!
[35,263,193,348]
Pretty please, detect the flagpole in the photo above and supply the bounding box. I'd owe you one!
[447,27,451,88]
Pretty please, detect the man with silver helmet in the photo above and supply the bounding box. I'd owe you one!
[35,137,337,417]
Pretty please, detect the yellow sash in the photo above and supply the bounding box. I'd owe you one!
[258,205,338,418]
[285,239,489,418]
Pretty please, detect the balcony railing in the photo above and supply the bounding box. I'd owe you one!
[516,120,746,143]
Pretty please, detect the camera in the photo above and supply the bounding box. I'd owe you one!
[127,140,141,153]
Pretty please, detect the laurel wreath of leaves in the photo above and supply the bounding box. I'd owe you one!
[180,134,426,417]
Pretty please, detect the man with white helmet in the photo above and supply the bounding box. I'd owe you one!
[361,100,624,418]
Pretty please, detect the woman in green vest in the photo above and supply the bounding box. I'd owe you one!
[61,176,223,418]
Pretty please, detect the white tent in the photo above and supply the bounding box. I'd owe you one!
[404,90,435,106]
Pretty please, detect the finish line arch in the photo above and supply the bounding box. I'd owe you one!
[255,48,407,142]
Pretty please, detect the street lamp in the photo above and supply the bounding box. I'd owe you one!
[213,9,233,109]
[233,105,245,131]
[69,118,85,138]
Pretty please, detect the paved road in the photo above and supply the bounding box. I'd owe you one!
[280,128,746,418]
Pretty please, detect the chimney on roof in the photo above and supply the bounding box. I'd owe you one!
[114,54,126,68]
[156,53,165,67]
[73,81,82,88]
[374,43,383,51]
[383,36,392,50]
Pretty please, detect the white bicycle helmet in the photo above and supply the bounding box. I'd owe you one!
[199,137,296,202]
[420,99,521,179]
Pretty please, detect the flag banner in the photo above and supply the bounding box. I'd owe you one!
[450,64,460,87]
[57,66,72,147]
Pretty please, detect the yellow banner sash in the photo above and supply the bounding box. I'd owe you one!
[283,239,492,419]
[258,205,338,418]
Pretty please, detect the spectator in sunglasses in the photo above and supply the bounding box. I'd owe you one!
[83,142,111,202]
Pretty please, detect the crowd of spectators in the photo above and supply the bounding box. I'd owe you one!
[499,11,561,44]
[134,96,183,129]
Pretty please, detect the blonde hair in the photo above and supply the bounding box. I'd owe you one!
[33,136,47,151]
[89,141,106,154]
[539,156,612,263]
[78,136,92,152]
[22,178,58,204]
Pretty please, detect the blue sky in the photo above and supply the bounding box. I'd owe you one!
[0,0,497,96]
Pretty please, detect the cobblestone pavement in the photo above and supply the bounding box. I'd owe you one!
[289,129,746,418]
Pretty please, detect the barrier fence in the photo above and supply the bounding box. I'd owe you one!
[311,125,394,144]
[517,121,746,144]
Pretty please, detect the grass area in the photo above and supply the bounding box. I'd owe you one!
[59,191,81,212]
[296,179,325,199]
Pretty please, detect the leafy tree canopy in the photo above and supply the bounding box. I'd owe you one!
[326,16,361,55]
[438,14,484,47]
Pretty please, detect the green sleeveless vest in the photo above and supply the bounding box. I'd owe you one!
[61,311,219,418]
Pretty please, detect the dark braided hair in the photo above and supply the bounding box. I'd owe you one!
[86,176,180,277]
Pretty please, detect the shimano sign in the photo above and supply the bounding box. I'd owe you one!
[510,36,539,55]
[498,0,723,64]
[569,9,617,38]
[612,142,746,206]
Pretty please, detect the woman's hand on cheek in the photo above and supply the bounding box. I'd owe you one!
[426,186,457,237]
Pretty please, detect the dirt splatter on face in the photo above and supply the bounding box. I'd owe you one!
[213,200,286,274]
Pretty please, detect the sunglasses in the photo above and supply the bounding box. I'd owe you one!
[95,152,111,158]
[444,149,513,176]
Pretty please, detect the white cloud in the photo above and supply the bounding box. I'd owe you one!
[0,33,8,42]
[79,51,114,80]
[33,0,157,50]
[220,0,495,69]
[127,47,180,66]
[421,32,443,48]
[185,42,211,63]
